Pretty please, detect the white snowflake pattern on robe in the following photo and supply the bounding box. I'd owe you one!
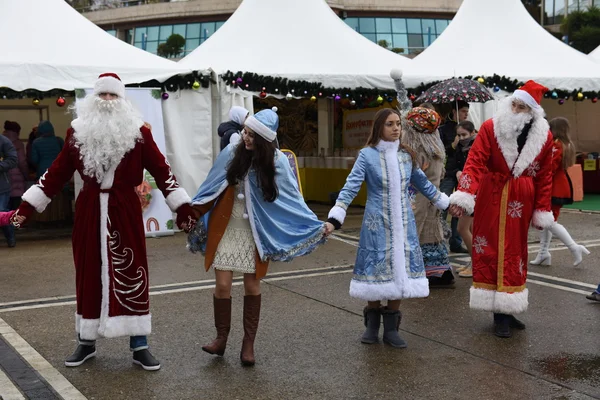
[365,213,380,231]
[518,259,525,275]
[526,161,540,177]
[507,201,524,219]
[473,236,488,254]
[459,173,472,190]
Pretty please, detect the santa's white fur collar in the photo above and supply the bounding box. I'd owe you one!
[493,106,549,178]
[375,139,400,153]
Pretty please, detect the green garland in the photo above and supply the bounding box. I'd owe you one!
[1,71,597,103]
[220,71,600,103]
[0,72,212,100]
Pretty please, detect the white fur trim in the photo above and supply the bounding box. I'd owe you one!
[469,287,496,311]
[229,132,241,146]
[165,187,191,212]
[512,90,540,110]
[76,314,100,341]
[94,76,125,98]
[470,287,529,314]
[328,205,347,225]
[511,117,550,178]
[350,276,429,301]
[449,190,475,215]
[494,289,529,314]
[375,139,400,152]
[245,115,276,142]
[22,185,51,213]
[102,314,152,338]
[349,144,429,301]
[532,210,554,229]
[433,192,449,210]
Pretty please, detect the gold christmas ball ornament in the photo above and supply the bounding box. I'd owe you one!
[577,92,584,100]
[377,95,384,104]
[477,77,485,84]
[32,98,40,106]
[192,81,200,90]
[310,95,316,102]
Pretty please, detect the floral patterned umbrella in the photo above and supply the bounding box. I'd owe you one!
[415,78,494,104]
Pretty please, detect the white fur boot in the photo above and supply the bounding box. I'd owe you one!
[549,223,590,267]
[530,228,552,266]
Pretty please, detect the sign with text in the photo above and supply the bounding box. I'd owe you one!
[342,107,386,149]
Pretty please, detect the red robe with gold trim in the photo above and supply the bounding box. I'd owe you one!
[18,126,190,340]
[449,117,554,314]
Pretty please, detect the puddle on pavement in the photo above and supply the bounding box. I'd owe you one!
[531,353,600,386]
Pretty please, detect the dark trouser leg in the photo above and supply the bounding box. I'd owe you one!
[439,177,463,250]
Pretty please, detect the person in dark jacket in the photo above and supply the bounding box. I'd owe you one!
[3,121,28,209]
[0,133,18,247]
[31,121,63,179]
[454,120,477,278]
[218,106,249,151]
[438,100,470,253]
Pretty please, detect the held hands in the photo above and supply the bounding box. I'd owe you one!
[448,204,466,218]
[10,211,26,228]
[324,222,335,237]
[176,204,198,233]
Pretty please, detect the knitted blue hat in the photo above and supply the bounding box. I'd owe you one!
[244,107,278,142]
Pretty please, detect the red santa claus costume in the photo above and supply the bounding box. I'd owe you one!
[14,73,194,342]
[449,80,554,337]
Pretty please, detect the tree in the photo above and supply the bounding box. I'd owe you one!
[165,34,185,57]
[377,39,390,49]
[156,34,186,58]
[561,6,600,53]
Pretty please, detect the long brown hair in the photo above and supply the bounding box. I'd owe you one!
[549,117,576,170]
[226,129,279,202]
[365,108,416,165]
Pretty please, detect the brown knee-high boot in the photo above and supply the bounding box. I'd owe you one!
[202,296,232,356]
[240,294,261,366]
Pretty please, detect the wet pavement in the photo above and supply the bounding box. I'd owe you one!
[0,206,599,400]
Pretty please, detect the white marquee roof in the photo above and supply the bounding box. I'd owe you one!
[0,0,190,91]
[591,45,600,61]
[179,0,410,89]
[401,0,600,91]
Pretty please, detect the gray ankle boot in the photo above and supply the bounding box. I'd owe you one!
[361,307,381,344]
[381,308,407,348]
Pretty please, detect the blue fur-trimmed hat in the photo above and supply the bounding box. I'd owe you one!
[244,107,279,142]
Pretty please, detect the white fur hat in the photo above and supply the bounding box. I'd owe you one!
[94,72,125,98]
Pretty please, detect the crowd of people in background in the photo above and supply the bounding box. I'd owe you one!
[0,119,69,248]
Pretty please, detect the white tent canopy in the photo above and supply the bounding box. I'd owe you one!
[179,0,410,89]
[401,0,600,91]
[0,0,191,91]
[591,45,600,61]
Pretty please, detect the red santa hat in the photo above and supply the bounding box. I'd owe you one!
[512,80,548,110]
[93,72,125,98]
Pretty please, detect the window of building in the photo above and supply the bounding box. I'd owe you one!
[344,16,452,54]
[130,21,226,55]
[106,29,117,36]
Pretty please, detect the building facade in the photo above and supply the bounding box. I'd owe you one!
[80,0,595,57]
[82,0,461,56]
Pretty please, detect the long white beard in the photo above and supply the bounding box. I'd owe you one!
[494,97,534,139]
[71,95,143,183]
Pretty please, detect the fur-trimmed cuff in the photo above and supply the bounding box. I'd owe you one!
[449,190,475,215]
[433,192,449,210]
[165,188,191,212]
[328,205,347,226]
[532,210,554,229]
[469,287,529,314]
[22,185,51,213]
